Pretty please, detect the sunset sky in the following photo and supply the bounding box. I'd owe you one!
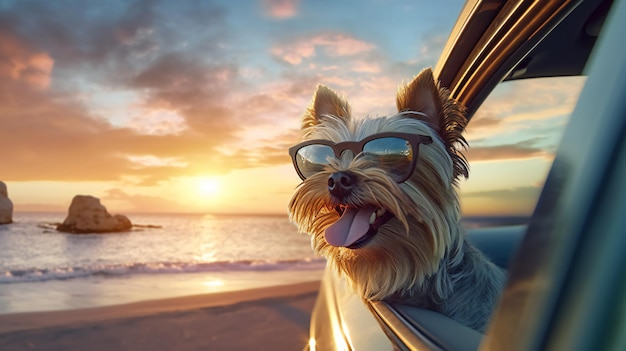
[0,0,585,216]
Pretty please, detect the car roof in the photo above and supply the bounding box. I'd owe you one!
[433,0,613,121]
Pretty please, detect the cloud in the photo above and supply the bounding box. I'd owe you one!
[264,20,453,122]
[467,113,502,129]
[0,73,244,184]
[0,1,156,76]
[261,0,299,19]
[129,53,242,136]
[126,109,188,135]
[271,33,376,64]
[460,77,586,175]
[0,32,54,89]
[127,155,188,168]
[466,77,586,137]
[465,138,550,162]
[0,1,258,185]
[0,0,231,92]
[246,131,300,167]
[352,61,381,73]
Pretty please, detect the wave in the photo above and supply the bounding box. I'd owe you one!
[0,258,328,284]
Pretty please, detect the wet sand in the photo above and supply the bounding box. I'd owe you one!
[0,281,320,351]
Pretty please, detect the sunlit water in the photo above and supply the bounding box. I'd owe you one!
[0,212,325,314]
[0,212,528,314]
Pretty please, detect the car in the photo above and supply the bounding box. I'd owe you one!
[306,0,625,349]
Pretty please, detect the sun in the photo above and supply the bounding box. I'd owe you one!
[198,178,220,196]
[177,176,224,209]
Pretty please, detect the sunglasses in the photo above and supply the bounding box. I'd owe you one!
[289,132,433,183]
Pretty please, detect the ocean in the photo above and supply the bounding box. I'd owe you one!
[0,212,528,315]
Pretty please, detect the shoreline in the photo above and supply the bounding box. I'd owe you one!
[0,281,321,351]
[0,280,321,333]
[0,269,326,315]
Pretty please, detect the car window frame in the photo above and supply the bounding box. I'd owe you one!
[482,0,626,349]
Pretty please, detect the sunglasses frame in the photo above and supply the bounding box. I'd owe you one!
[289,132,433,183]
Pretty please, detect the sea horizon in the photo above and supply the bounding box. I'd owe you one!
[9,210,532,224]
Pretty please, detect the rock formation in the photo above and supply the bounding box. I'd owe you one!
[0,181,13,224]
[57,195,132,234]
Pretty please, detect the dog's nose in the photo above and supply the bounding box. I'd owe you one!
[328,171,356,198]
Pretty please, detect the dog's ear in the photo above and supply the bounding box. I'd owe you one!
[397,68,470,180]
[396,68,443,133]
[301,85,351,130]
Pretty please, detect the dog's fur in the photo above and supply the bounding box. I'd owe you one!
[288,68,505,332]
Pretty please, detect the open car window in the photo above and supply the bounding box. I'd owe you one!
[460,76,587,221]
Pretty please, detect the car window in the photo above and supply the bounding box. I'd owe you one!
[459,76,587,224]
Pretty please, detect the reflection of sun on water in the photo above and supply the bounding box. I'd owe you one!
[202,279,225,289]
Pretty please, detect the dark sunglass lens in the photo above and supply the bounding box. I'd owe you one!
[363,137,413,181]
[295,145,334,178]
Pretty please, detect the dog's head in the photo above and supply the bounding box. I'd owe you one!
[288,68,469,299]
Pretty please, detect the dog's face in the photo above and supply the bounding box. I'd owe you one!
[288,68,469,299]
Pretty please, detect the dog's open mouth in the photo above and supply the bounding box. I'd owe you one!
[324,205,394,249]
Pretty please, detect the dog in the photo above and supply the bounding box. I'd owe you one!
[288,68,505,332]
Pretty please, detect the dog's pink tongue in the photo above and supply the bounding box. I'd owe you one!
[325,207,375,247]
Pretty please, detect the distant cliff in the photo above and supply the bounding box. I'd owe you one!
[0,181,13,224]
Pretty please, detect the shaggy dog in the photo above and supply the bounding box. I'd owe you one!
[288,68,504,331]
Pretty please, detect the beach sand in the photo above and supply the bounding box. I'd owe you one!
[0,281,320,351]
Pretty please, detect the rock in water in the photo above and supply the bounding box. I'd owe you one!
[57,195,132,234]
[0,181,13,225]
